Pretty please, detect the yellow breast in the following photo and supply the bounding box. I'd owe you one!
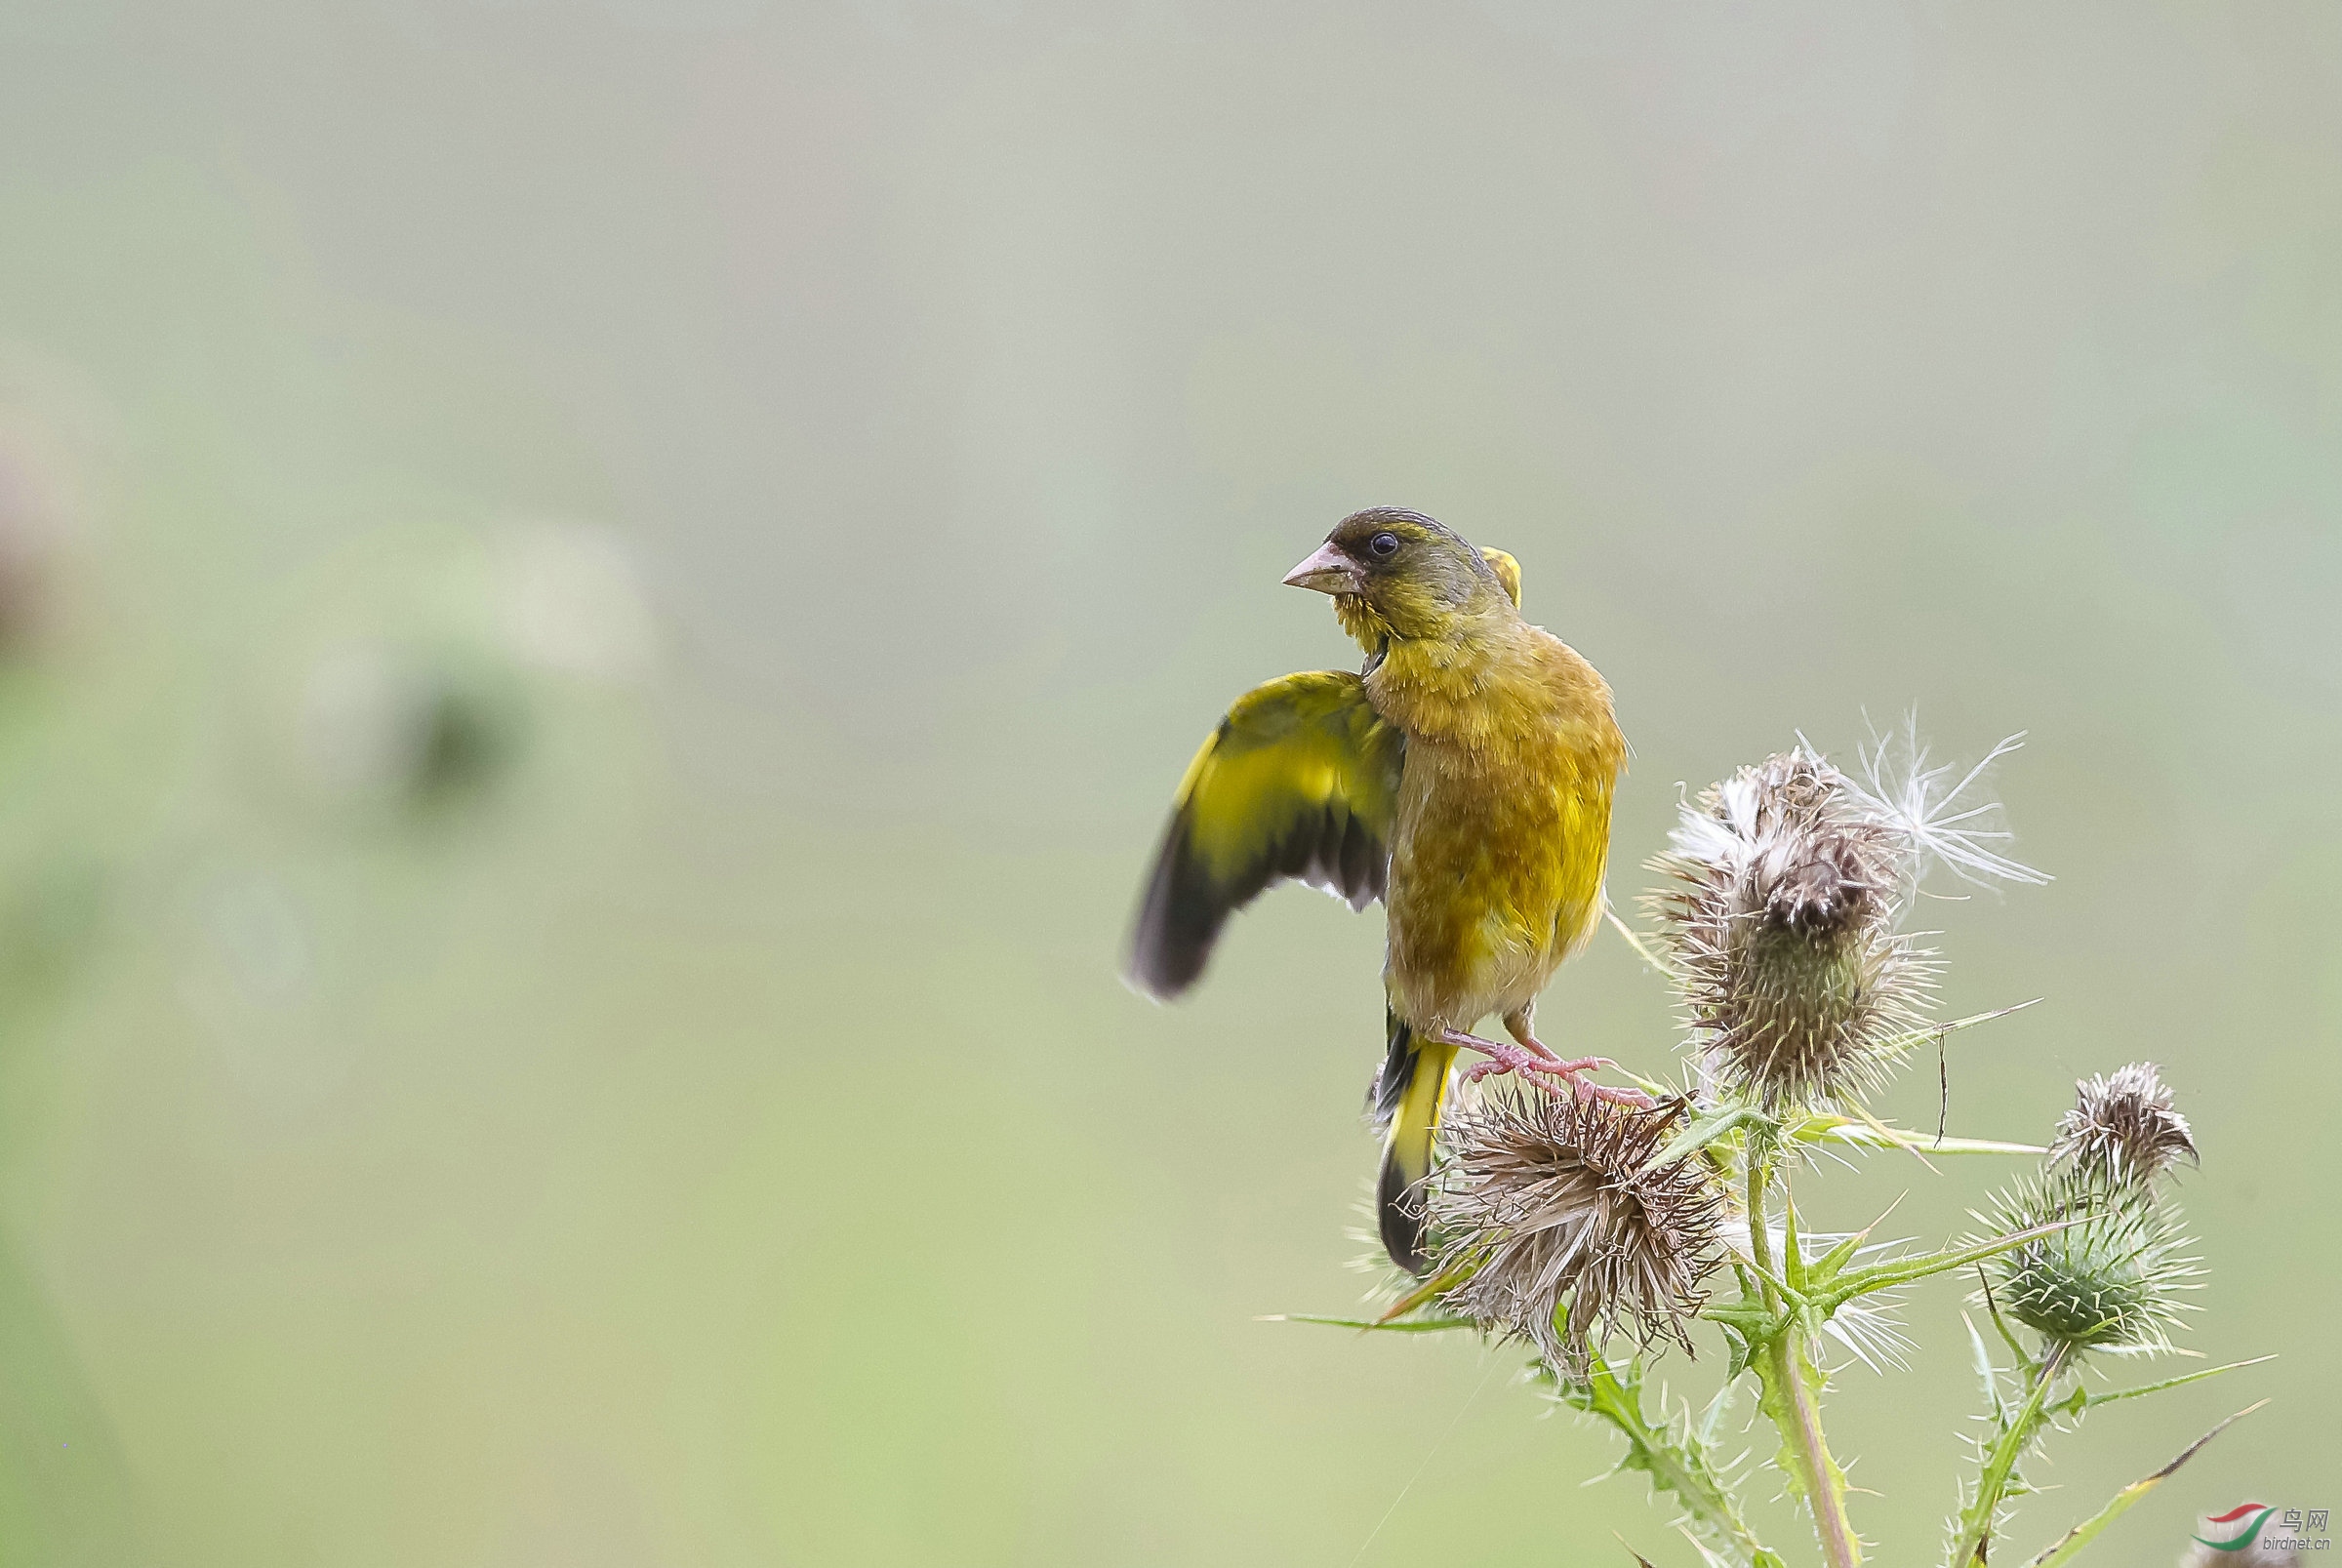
[1371,624,1625,1030]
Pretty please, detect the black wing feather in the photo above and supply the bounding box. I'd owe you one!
[1124,672,1404,999]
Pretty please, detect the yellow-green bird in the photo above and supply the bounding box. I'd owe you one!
[1127,508,1635,1274]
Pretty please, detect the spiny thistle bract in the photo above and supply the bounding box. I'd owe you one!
[1647,747,1934,1111]
[1981,1177,2201,1355]
[1423,1092,1724,1373]
[2048,1061,2198,1193]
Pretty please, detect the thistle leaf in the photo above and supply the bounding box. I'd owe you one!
[1806,1193,1907,1291]
[1374,1254,1483,1323]
[2082,1354,2276,1409]
[1559,1347,1778,1568]
[1706,1269,1786,1382]
[1260,1313,1479,1334]
[1651,1105,1778,1170]
[1961,1311,2005,1418]
[1678,1529,1735,1568]
[1607,907,1681,981]
[2021,1400,2268,1567]
[1946,1342,2074,1567]
[1823,1217,2078,1307]
[1799,1118,2045,1157]
[1977,1266,2032,1365]
[1693,1378,1738,1450]
[1718,1321,1756,1382]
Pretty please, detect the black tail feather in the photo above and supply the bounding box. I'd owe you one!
[1377,1142,1432,1276]
[1369,1008,1411,1129]
[1373,1011,1440,1275]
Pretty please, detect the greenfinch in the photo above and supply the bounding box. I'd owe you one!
[1127,508,1634,1274]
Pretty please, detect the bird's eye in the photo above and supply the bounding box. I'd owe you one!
[1368,532,1400,559]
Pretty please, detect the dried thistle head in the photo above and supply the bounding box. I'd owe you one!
[1424,1093,1723,1374]
[1647,747,1933,1111]
[2048,1062,2197,1193]
[1982,1178,2200,1355]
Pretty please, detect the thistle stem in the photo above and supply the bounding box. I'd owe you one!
[1947,1342,2070,1568]
[1760,1328,1862,1568]
[1748,1147,1862,1568]
[1747,1154,1776,1306]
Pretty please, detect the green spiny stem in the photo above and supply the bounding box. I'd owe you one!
[1947,1341,2071,1568]
[1572,1348,1780,1568]
[1745,1147,1861,1568]
[1758,1324,1862,1568]
[1747,1152,1777,1307]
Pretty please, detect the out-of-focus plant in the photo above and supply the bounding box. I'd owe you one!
[275,520,658,824]
[0,397,82,662]
[300,640,530,818]
[1286,732,2268,1568]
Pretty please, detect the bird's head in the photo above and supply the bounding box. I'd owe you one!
[1282,508,1514,648]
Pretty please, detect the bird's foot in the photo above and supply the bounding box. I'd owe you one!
[1447,1032,1654,1107]
[1453,1033,1557,1088]
[1547,1059,1658,1107]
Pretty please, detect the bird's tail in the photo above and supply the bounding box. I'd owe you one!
[1371,1012,1459,1276]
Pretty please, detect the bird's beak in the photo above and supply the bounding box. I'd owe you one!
[1282,542,1362,595]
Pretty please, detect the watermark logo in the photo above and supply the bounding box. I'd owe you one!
[2198,1506,2281,1551]
[2195,1505,2332,1554]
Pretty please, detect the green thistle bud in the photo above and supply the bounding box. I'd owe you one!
[1981,1178,2200,1354]
[2048,1062,2198,1193]
[1425,1094,1724,1374]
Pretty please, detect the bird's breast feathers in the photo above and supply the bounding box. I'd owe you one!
[1372,627,1624,1026]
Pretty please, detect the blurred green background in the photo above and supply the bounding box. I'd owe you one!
[0,2,2336,1562]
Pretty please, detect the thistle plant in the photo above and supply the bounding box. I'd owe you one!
[1286,732,2268,1568]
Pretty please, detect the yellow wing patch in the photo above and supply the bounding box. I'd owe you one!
[1127,672,1405,998]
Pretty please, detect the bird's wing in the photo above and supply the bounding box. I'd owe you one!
[1126,671,1405,999]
